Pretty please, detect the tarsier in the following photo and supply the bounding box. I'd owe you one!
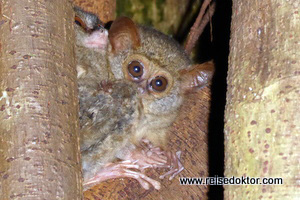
[75,7,214,191]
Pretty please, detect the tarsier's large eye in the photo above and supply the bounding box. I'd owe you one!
[149,76,168,92]
[127,61,144,79]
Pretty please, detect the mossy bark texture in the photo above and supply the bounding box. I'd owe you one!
[225,0,299,199]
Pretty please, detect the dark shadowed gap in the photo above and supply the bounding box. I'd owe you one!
[207,0,232,199]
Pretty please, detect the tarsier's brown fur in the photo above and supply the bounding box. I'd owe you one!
[75,7,214,190]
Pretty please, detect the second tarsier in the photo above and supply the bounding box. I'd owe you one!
[74,7,214,191]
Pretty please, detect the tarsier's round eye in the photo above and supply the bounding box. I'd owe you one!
[150,76,168,92]
[128,61,144,79]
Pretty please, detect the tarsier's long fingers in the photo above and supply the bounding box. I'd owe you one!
[83,161,161,190]
[159,151,184,180]
[83,162,140,187]
[126,140,168,168]
[123,169,161,190]
[83,161,139,186]
[140,139,163,154]
[128,149,168,170]
[140,139,168,162]
[136,139,184,179]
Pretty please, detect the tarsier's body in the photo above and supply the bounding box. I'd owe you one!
[75,7,214,191]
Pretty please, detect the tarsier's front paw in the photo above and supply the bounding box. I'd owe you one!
[127,144,168,170]
[130,139,184,180]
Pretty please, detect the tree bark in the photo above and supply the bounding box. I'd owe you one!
[0,0,82,199]
[225,0,299,199]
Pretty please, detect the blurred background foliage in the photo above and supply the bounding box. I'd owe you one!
[116,0,212,63]
[116,0,200,36]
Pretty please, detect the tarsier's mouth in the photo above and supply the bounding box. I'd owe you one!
[136,97,144,120]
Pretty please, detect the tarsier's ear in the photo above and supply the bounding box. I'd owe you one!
[179,61,214,93]
[108,17,141,54]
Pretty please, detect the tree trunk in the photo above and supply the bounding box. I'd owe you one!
[0,0,82,199]
[225,0,299,199]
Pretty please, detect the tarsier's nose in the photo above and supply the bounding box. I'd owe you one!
[137,80,148,95]
[137,87,145,94]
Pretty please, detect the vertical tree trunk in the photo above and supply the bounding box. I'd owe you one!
[225,0,299,199]
[0,0,82,199]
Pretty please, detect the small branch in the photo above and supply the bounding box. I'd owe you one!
[184,0,216,55]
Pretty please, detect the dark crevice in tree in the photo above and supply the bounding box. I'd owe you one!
[208,0,232,199]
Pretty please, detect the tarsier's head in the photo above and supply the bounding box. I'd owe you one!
[74,10,214,145]
[107,17,214,117]
[106,17,214,145]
